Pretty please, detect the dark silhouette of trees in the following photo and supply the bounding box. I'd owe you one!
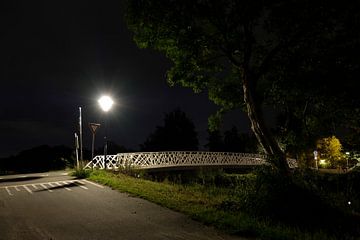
[206,127,258,153]
[224,127,258,153]
[141,109,198,151]
[223,127,242,152]
[94,141,130,156]
[205,130,224,151]
[126,0,360,173]
[0,145,73,173]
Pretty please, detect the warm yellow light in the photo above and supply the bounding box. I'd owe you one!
[319,159,326,165]
[98,96,114,112]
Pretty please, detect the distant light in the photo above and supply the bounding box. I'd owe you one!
[348,201,351,205]
[319,159,326,165]
[98,96,114,112]
[346,152,350,155]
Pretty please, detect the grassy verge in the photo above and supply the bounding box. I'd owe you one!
[87,170,347,240]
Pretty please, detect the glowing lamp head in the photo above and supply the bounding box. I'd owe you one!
[98,96,114,112]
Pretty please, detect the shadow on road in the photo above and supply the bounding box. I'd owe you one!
[0,176,43,183]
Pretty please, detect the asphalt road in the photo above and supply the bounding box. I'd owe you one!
[0,171,246,240]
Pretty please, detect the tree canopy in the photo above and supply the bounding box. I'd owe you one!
[317,136,344,168]
[126,0,360,172]
[206,127,258,153]
[140,109,198,151]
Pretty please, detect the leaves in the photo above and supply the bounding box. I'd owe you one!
[126,0,360,167]
[140,109,199,151]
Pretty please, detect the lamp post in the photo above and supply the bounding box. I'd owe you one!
[313,150,318,170]
[345,152,350,171]
[98,96,114,169]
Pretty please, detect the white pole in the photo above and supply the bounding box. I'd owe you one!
[74,133,79,169]
[314,150,318,170]
[79,107,83,163]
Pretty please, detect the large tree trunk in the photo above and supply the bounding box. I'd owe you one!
[242,73,290,174]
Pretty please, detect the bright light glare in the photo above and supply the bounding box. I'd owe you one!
[98,96,114,112]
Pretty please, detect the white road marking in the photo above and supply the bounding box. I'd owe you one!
[0,177,3,180]
[62,181,73,190]
[5,187,13,196]
[56,182,71,191]
[40,184,53,192]
[40,174,49,177]
[20,175,28,178]
[0,179,94,192]
[74,181,88,190]
[61,173,69,176]
[23,185,33,194]
[81,179,104,188]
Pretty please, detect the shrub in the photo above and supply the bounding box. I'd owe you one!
[239,166,360,238]
[72,168,92,179]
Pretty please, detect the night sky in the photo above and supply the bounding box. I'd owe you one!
[0,1,251,157]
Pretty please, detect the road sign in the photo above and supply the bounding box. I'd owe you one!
[89,123,101,134]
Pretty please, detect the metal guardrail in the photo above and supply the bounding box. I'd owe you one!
[84,151,298,170]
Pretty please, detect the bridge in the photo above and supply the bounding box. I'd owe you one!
[84,151,298,170]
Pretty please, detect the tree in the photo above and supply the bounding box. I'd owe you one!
[205,129,224,151]
[223,127,242,152]
[0,145,73,173]
[126,0,360,173]
[316,136,345,168]
[140,109,199,151]
[223,126,258,153]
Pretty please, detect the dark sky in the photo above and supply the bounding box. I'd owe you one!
[0,1,251,157]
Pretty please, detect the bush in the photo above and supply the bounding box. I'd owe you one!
[72,168,92,178]
[239,166,360,238]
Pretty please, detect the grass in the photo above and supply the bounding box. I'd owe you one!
[86,169,357,240]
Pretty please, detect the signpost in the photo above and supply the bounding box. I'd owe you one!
[89,123,101,164]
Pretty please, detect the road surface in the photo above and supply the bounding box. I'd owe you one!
[0,171,246,240]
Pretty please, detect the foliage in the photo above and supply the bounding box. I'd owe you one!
[205,127,258,153]
[316,136,345,168]
[0,145,73,174]
[140,108,199,151]
[205,129,224,151]
[223,127,258,153]
[126,0,360,171]
[71,168,92,179]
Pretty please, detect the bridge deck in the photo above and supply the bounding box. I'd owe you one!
[84,151,298,170]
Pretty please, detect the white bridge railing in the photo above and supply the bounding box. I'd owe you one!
[84,151,298,170]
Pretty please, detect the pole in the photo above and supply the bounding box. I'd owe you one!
[74,133,79,169]
[104,117,107,169]
[79,107,83,163]
[313,150,318,170]
[91,132,95,162]
[89,123,100,169]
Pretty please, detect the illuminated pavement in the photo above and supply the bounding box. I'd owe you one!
[0,171,246,240]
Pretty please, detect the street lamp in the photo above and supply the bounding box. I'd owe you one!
[345,152,350,171]
[313,150,318,170]
[98,95,114,169]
